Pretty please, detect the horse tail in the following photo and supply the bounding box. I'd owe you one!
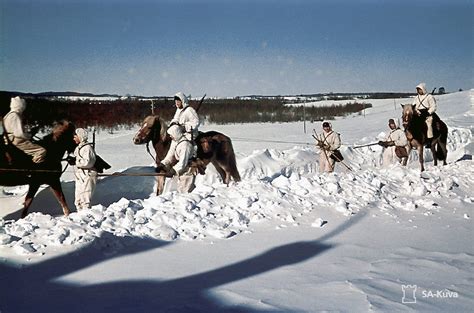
[435,120,448,161]
[225,139,241,182]
[440,121,448,143]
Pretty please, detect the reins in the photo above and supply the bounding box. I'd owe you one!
[145,125,158,164]
[145,141,157,164]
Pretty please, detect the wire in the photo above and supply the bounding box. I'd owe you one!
[232,137,314,146]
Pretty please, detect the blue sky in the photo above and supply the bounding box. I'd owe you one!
[1,0,473,97]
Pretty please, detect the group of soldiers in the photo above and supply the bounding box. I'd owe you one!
[2,82,437,210]
[1,92,200,212]
[315,82,438,173]
[2,97,98,210]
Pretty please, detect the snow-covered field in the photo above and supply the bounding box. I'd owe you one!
[1,90,473,312]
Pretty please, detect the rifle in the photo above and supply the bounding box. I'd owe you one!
[195,94,206,113]
[91,128,111,173]
[352,142,379,149]
[313,129,352,171]
[92,128,96,150]
[312,131,333,171]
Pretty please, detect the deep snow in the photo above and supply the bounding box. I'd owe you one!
[0,90,473,312]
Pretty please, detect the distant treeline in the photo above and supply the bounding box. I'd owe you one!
[0,91,372,130]
[201,98,372,124]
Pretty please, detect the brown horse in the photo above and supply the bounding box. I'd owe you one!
[133,115,240,195]
[0,120,76,218]
[401,104,448,172]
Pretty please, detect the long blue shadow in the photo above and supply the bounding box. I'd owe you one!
[0,212,365,312]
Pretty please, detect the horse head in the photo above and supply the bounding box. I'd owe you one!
[54,120,76,152]
[198,136,213,153]
[401,104,415,128]
[40,120,76,161]
[133,115,167,145]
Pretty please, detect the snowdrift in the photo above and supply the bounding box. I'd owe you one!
[0,90,473,312]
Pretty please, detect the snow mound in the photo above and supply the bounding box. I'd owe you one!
[1,149,472,258]
[1,91,473,259]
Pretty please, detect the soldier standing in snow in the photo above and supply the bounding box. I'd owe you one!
[67,128,97,211]
[378,118,409,166]
[3,96,46,163]
[316,121,342,173]
[156,124,197,193]
[413,83,437,147]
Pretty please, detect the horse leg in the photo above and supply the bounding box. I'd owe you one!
[22,182,41,218]
[212,160,229,185]
[156,176,165,195]
[401,157,408,166]
[418,145,425,172]
[440,141,448,165]
[430,142,438,166]
[49,180,71,216]
[402,146,411,167]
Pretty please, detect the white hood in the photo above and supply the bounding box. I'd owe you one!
[389,118,399,128]
[75,128,88,142]
[174,92,189,108]
[10,96,26,113]
[416,83,427,95]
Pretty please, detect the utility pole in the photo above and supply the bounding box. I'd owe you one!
[303,102,307,133]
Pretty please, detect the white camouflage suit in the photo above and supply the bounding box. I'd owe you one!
[412,83,437,138]
[3,97,46,163]
[168,92,200,157]
[73,128,97,210]
[382,120,409,166]
[317,127,342,173]
[161,125,196,193]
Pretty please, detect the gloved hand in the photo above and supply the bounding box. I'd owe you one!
[386,141,395,147]
[155,163,168,173]
[66,155,76,165]
[378,141,388,147]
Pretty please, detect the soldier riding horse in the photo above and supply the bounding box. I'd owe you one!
[401,104,448,172]
[133,114,241,195]
[0,120,76,217]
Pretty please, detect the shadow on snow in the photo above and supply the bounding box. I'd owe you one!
[0,203,365,313]
[3,166,157,221]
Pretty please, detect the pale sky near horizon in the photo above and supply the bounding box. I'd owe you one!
[1,0,473,97]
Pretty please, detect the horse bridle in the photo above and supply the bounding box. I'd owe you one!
[145,123,158,164]
[402,109,411,128]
